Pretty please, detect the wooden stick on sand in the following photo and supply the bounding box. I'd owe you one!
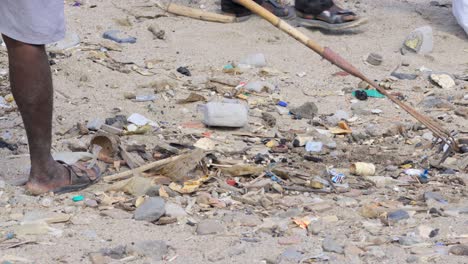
[159,2,236,23]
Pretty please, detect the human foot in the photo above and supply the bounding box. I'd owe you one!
[26,160,70,195]
[26,160,103,195]
[295,1,366,30]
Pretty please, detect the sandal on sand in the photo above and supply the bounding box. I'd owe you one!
[296,5,366,30]
[52,161,104,194]
[262,0,296,19]
[221,0,293,22]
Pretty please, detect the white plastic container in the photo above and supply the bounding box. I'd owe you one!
[453,0,468,34]
[203,101,248,127]
[239,53,267,68]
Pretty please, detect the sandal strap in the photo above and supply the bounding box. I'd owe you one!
[60,161,99,185]
[316,9,356,24]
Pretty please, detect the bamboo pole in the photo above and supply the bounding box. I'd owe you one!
[165,3,236,23]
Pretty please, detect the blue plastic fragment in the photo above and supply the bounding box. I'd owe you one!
[277,101,288,107]
[103,30,137,44]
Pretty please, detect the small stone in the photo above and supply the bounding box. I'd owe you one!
[86,118,105,131]
[40,197,54,207]
[399,235,422,246]
[336,197,358,207]
[89,253,111,264]
[422,132,434,141]
[345,244,364,263]
[366,246,386,258]
[164,202,187,218]
[100,245,127,259]
[128,240,168,260]
[423,192,447,204]
[360,204,383,219]
[321,215,339,223]
[322,237,344,254]
[387,210,410,223]
[305,202,333,213]
[275,105,290,115]
[85,199,99,208]
[417,225,438,239]
[327,110,350,125]
[196,219,224,235]
[278,248,303,263]
[100,209,133,220]
[278,235,302,245]
[449,244,468,256]
[134,197,166,222]
[64,206,77,214]
[0,180,5,189]
[290,102,318,119]
[406,255,419,263]
[307,221,323,235]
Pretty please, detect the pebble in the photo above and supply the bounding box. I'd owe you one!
[278,235,302,245]
[406,255,419,263]
[417,225,438,238]
[40,197,54,207]
[164,202,187,218]
[85,199,99,208]
[89,253,111,264]
[449,244,468,256]
[322,237,344,254]
[423,192,447,204]
[128,240,168,260]
[0,180,5,190]
[387,210,410,223]
[86,118,105,131]
[134,197,166,222]
[278,248,304,263]
[290,102,318,119]
[196,219,224,235]
[398,235,422,246]
[100,209,133,220]
[336,197,358,207]
[366,246,386,258]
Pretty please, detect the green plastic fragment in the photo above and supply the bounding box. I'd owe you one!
[72,195,84,202]
[352,89,385,98]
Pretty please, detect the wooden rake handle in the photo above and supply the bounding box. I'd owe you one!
[236,0,458,151]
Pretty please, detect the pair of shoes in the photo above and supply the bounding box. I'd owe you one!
[221,0,366,30]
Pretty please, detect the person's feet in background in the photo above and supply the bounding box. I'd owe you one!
[221,0,295,21]
[221,0,364,30]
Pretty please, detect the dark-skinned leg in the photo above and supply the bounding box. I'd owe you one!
[3,34,69,195]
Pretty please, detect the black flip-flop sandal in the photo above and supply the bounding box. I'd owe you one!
[296,8,367,30]
[52,161,104,194]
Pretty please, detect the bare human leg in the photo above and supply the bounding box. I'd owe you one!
[3,34,69,195]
